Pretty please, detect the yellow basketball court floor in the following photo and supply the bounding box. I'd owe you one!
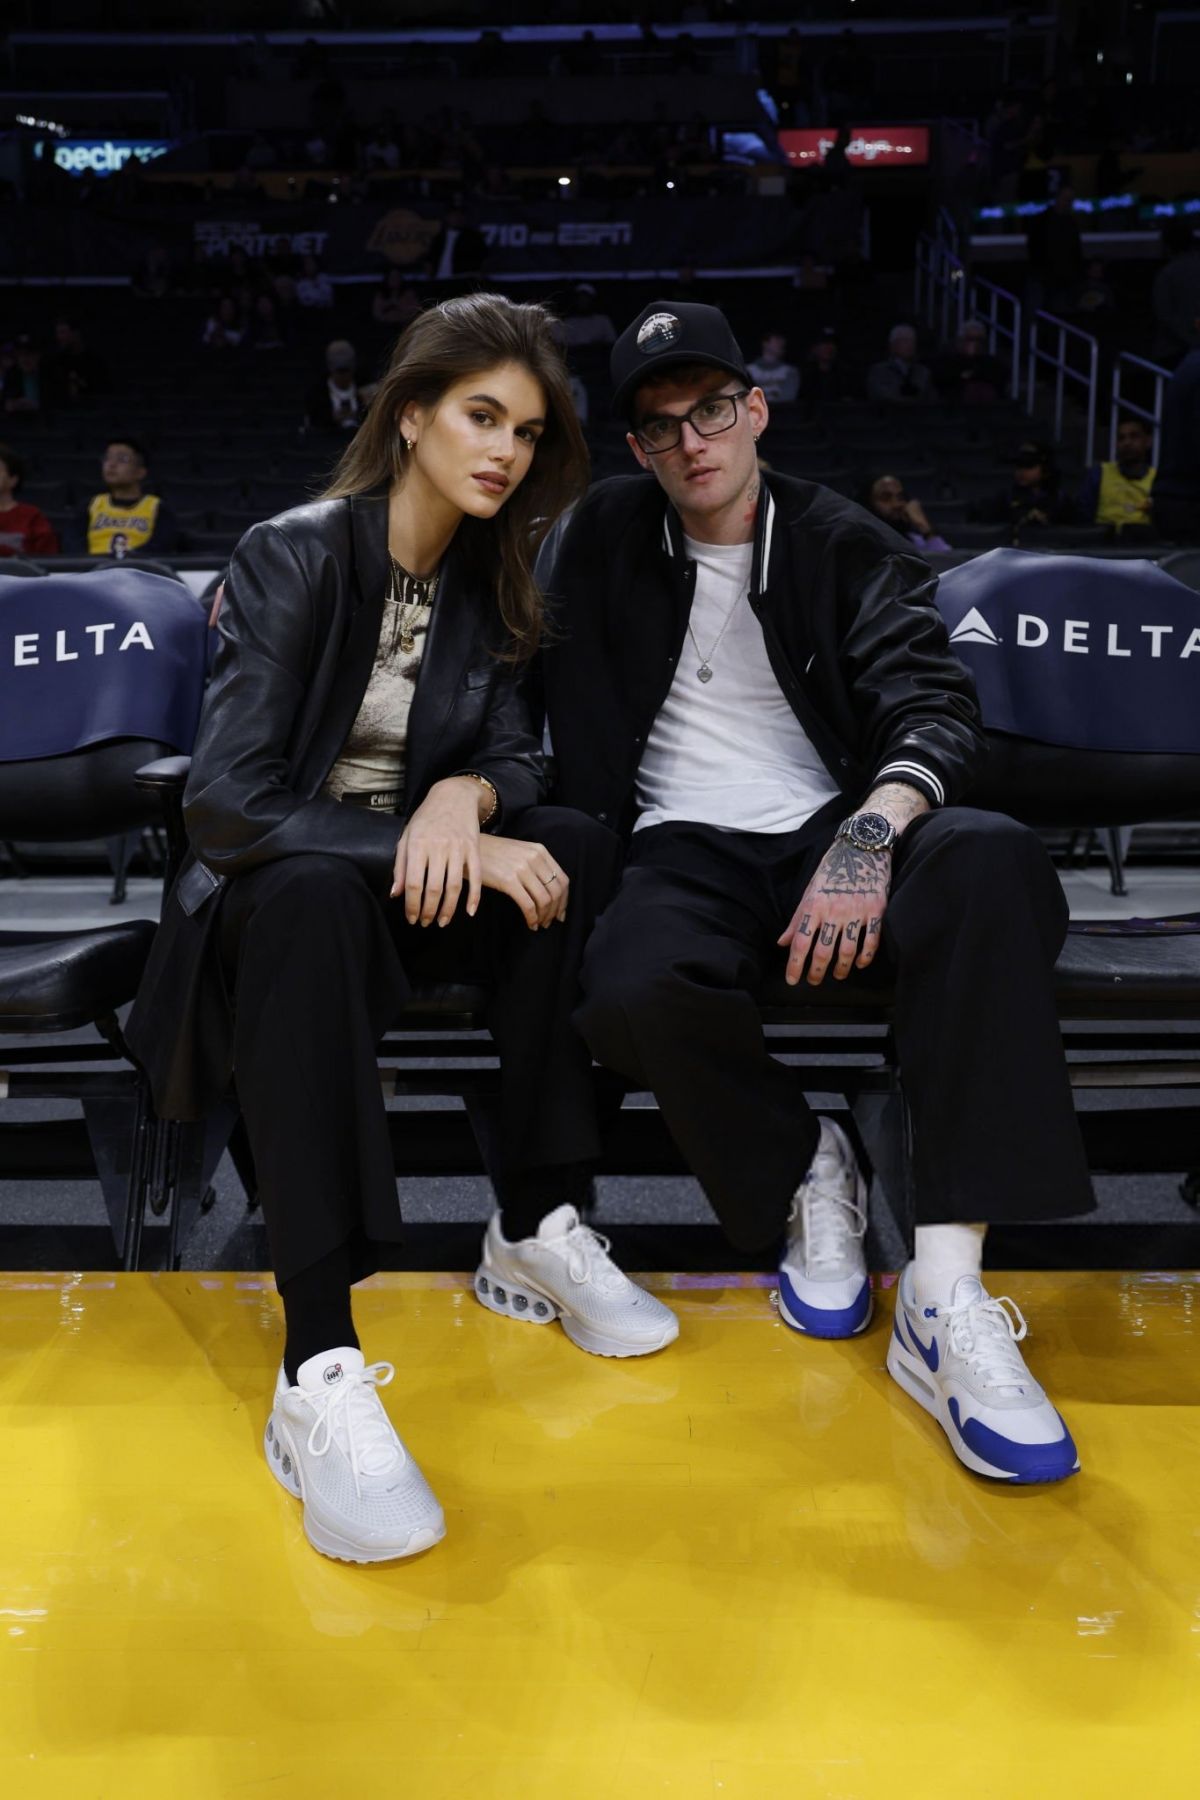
[1,1268,1197,1797]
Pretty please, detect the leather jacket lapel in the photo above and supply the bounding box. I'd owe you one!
[404,539,480,807]
[293,494,388,796]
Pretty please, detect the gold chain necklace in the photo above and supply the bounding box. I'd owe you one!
[387,553,439,655]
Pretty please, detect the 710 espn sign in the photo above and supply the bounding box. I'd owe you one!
[480,221,633,249]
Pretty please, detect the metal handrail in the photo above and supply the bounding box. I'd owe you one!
[964,273,1022,399]
[914,230,964,340]
[914,235,1021,398]
[1026,311,1099,461]
[936,204,960,260]
[1110,351,1172,462]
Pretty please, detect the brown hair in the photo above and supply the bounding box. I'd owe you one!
[321,292,589,660]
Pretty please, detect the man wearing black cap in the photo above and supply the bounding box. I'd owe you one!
[503,298,1096,1487]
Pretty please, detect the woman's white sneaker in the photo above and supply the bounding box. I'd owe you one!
[474,1205,679,1358]
[777,1117,872,1339]
[264,1347,445,1563]
[887,1264,1080,1484]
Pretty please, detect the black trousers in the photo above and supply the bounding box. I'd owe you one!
[574,803,1096,1251]
[218,806,623,1287]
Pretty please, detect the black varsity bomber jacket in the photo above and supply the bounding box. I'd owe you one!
[540,470,987,835]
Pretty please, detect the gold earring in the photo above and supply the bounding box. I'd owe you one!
[404,437,415,451]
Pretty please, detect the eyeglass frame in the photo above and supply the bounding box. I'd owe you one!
[632,386,754,455]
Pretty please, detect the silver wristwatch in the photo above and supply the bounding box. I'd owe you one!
[834,811,898,853]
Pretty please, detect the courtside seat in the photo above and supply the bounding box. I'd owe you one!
[0,923,157,1032]
[1049,928,1200,1018]
[375,919,1200,1034]
[0,570,209,1266]
[381,981,492,1031]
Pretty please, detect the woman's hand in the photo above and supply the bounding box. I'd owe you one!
[478,836,569,930]
[391,777,485,927]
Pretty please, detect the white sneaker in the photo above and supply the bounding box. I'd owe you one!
[264,1347,445,1563]
[474,1204,679,1358]
[777,1118,872,1338]
[887,1264,1080,1484]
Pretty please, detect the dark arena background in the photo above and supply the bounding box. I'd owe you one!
[0,3,1199,1792]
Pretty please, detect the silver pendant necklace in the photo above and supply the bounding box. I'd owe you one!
[686,580,748,683]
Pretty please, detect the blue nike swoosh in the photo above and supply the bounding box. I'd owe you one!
[905,1314,939,1373]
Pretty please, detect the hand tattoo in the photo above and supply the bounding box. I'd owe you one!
[845,921,859,943]
[867,917,882,938]
[814,839,892,897]
[798,913,813,937]
[819,922,836,946]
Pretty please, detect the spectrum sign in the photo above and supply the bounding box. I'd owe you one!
[779,127,930,168]
[53,139,174,177]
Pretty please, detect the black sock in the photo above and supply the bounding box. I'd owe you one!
[500,1162,596,1243]
[279,1241,359,1386]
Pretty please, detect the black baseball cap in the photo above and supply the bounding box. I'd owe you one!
[611,299,753,419]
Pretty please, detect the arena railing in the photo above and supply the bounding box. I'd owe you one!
[913,235,1022,397]
[1026,311,1099,462]
[1109,352,1173,463]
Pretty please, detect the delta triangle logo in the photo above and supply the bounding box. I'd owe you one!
[948,606,1002,647]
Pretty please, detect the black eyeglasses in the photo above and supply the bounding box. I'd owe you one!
[634,389,751,454]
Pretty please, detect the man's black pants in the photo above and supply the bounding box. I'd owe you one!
[218,806,623,1287]
[574,803,1096,1251]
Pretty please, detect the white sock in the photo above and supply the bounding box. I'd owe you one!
[912,1222,987,1311]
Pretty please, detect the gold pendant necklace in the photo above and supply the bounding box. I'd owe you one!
[388,554,439,655]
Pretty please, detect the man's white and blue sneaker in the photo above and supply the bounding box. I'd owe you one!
[265,1347,446,1563]
[886,1264,1079,1484]
[475,1204,679,1358]
[777,1117,872,1339]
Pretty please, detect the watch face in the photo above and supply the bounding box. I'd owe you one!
[849,812,893,849]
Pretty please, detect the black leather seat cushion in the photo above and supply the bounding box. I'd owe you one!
[0,923,157,1033]
[396,928,1200,1037]
[756,926,1200,1024]
[388,981,493,1032]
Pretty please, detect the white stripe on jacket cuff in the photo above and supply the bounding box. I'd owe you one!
[873,761,946,808]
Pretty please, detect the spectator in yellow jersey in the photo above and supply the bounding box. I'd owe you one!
[72,437,183,557]
[1076,416,1156,537]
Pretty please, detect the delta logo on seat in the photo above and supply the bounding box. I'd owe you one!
[949,605,1200,660]
[10,621,155,666]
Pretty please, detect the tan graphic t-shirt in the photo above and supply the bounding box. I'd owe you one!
[323,567,434,808]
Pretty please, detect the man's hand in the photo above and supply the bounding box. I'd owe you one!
[903,497,934,537]
[778,838,892,986]
[778,782,930,985]
[478,836,569,930]
[391,776,488,927]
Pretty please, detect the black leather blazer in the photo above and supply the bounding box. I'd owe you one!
[127,491,544,1119]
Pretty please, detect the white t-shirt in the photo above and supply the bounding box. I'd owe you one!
[634,534,840,834]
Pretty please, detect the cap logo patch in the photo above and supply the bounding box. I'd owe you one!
[637,312,682,354]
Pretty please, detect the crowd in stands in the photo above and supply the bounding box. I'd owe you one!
[0,281,1196,568]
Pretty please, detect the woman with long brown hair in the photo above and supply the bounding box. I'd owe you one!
[128,292,676,1565]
